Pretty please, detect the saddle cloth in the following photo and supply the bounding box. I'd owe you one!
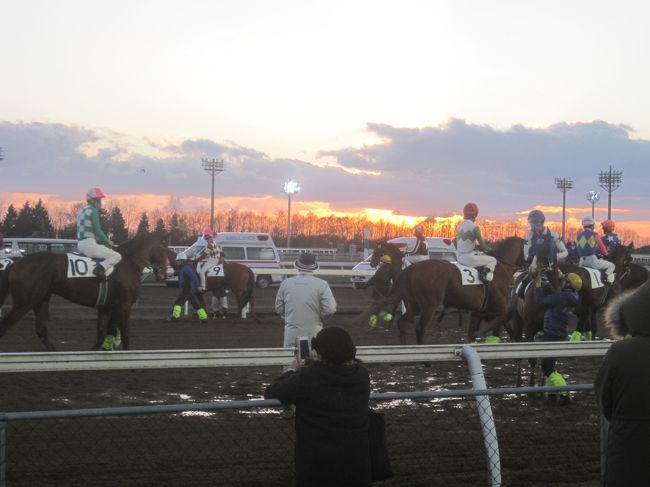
[66,253,100,279]
[581,266,606,289]
[206,264,226,278]
[453,263,483,286]
[0,258,13,271]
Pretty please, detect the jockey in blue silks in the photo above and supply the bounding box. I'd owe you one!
[524,210,568,273]
[601,219,622,255]
[577,216,616,284]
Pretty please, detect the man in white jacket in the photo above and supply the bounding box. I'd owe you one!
[275,253,337,349]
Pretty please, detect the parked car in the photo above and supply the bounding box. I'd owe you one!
[351,237,457,288]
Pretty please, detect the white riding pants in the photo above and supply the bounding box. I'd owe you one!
[78,238,122,276]
[458,251,497,273]
[197,257,221,288]
[405,254,428,265]
[580,255,616,283]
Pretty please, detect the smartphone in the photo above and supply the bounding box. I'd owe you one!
[298,336,311,361]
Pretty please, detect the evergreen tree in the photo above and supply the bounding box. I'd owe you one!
[15,202,34,236]
[169,212,184,245]
[1,204,19,237]
[108,207,128,243]
[154,218,166,233]
[136,212,150,235]
[32,199,55,237]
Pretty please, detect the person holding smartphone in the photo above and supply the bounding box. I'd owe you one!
[265,326,371,487]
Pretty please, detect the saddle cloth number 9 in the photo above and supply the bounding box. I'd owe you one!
[206,265,226,278]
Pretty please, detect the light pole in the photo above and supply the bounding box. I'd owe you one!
[555,177,573,241]
[598,165,623,220]
[201,158,224,231]
[283,180,300,248]
[586,190,600,219]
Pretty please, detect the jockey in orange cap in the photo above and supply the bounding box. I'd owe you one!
[601,219,621,255]
[456,202,496,282]
[405,224,429,264]
[76,187,122,279]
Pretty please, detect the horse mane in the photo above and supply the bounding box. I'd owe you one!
[489,236,524,260]
[117,231,166,258]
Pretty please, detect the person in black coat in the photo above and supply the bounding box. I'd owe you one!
[595,280,650,487]
[264,326,372,487]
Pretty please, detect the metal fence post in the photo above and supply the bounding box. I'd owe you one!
[0,418,6,487]
[460,345,501,486]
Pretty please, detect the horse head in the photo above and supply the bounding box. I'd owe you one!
[370,241,404,273]
[118,231,169,282]
[609,243,633,279]
[490,236,525,269]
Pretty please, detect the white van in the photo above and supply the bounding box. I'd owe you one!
[166,232,283,288]
[350,237,457,288]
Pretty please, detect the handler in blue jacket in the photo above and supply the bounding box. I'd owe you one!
[533,271,582,403]
[169,253,208,323]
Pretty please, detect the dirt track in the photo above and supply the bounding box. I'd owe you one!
[0,284,604,486]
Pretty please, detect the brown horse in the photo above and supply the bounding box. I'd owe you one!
[0,232,169,350]
[560,243,634,339]
[166,249,257,321]
[376,236,525,344]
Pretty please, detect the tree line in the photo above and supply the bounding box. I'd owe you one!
[0,199,644,249]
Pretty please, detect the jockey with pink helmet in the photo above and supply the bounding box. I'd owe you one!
[76,187,122,279]
[456,202,496,282]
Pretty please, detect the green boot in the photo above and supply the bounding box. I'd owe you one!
[380,311,393,323]
[102,335,115,351]
[171,305,182,319]
[584,331,593,341]
[569,330,583,342]
[485,335,501,344]
[369,314,378,328]
[197,308,208,323]
[113,329,122,349]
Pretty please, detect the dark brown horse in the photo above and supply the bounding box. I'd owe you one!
[560,243,634,339]
[166,249,257,321]
[0,232,169,350]
[376,236,525,344]
[370,241,404,278]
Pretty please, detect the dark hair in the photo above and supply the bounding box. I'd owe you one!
[312,327,356,365]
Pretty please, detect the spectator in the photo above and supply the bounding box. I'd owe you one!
[275,252,337,349]
[168,253,208,323]
[264,326,372,487]
[595,280,650,486]
[533,271,582,404]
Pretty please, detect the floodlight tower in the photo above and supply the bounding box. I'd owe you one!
[201,158,225,231]
[0,146,4,160]
[598,165,623,220]
[586,190,600,219]
[555,177,573,241]
[283,180,300,248]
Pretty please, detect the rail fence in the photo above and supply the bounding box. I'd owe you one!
[0,343,609,487]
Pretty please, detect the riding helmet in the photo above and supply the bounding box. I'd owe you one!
[463,202,479,218]
[86,187,106,202]
[564,273,583,292]
[527,209,545,225]
[380,254,392,264]
[601,219,615,231]
[582,216,595,227]
[203,227,215,238]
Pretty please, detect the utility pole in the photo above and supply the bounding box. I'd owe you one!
[555,177,573,241]
[201,158,225,231]
[598,165,623,220]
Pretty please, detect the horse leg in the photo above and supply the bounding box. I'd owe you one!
[34,298,57,351]
[415,305,435,345]
[91,310,112,351]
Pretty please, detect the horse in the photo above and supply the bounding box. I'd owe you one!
[0,232,169,351]
[375,236,525,345]
[369,241,404,278]
[166,249,257,321]
[560,243,634,340]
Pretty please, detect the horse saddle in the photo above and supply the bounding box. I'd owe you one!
[453,263,483,286]
[0,258,13,271]
[66,253,103,279]
[579,266,606,289]
[206,264,226,278]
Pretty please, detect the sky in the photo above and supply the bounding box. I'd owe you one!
[2,1,650,237]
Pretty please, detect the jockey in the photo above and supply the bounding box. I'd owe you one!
[195,228,222,292]
[524,209,568,273]
[76,187,122,279]
[456,202,496,282]
[601,219,621,255]
[577,216,615,284]
[405,224,428,264]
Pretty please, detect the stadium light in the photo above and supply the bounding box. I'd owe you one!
[283,180,300,248]
[598,165,623,220]
[586,190,600,219]
[555,177,573,241]
[201,158,225,231]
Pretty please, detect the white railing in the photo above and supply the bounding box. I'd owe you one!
[0,341,612,373]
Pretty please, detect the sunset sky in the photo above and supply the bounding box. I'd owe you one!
[2,1,650,239]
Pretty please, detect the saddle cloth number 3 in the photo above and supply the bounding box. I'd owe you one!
[454,263,482,286]
[67,254,97,278]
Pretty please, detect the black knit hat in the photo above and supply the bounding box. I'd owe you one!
[294,252,318,272]
[604,280,650,338]
[312,327,356,365]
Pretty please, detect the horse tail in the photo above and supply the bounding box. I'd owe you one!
[0,264,12,308]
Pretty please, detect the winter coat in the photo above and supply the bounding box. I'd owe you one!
[178,263,200,294]
[534,286,580,338]
[264,360,372,487]
[595,280,650,487]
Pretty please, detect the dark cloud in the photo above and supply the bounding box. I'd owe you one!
[1,119,649,219]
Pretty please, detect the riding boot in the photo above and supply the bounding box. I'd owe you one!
[94,264,107,280]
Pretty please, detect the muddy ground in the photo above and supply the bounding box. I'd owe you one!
[0,284,605,486]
